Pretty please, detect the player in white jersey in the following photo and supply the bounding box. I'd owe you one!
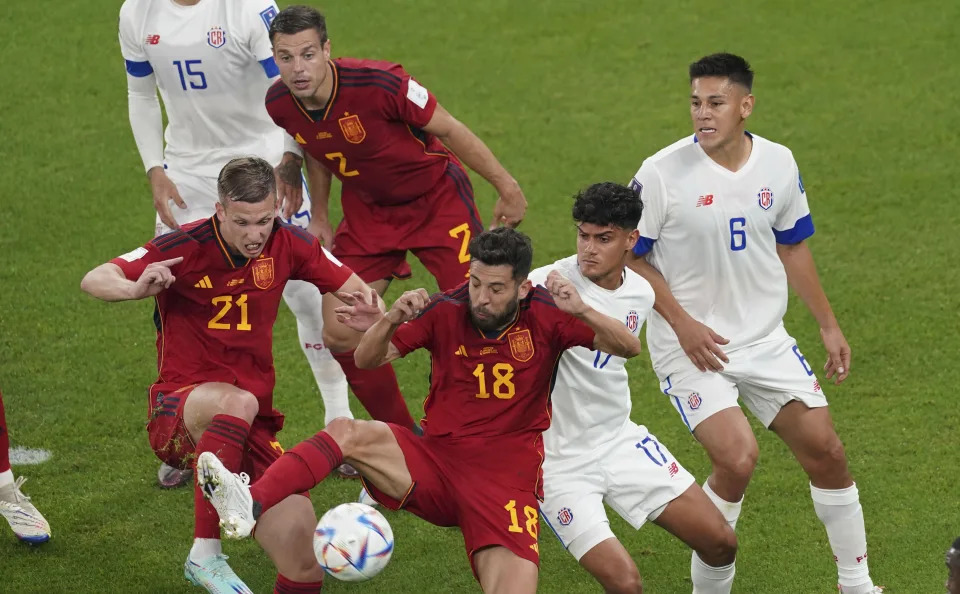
[118,0,352,591]
[627,54,880,593]
[532,183,737,593]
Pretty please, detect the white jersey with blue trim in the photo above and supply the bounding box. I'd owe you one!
[529,255,654,459]
[119,0,283,176]
[630,133,814,376]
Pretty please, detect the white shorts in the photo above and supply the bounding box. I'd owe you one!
[155,165,312,237]
[661,335,828,431]
[539,421,695,561]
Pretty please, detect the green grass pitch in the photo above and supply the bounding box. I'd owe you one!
[1,0,958,591]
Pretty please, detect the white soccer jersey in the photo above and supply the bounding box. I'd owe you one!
[630,133,813,376]
[119,0,283,176]
[528,255,654,459]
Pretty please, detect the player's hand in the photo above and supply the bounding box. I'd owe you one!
[489,179,527,229]
[307,218,336,248]
[148,167,186,231]
[131,257,183,299]
[275,152,304,220]
[385,289,431,324]
[334,291,383,332]
[673,315,730,372]
[820,326,851,384]
[545,270,588,316]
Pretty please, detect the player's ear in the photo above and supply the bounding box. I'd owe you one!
[626,228,640,252]
[740,93,754,120]
[215,200,226,221]
[322,39,331,60]
[517,278,533,299]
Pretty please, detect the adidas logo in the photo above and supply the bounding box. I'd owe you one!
[193,275,213,289]
[294,133,307,145]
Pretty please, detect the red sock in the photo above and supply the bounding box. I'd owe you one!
[0,390,10,473]
[332,349,416,430]
[193,414,251,539]
[251,431,342,514]
[274,573,323,594]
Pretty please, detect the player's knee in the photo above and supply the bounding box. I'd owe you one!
[321,322,358,353]
[805,435,850,483]
[220,388,259,423]
[698,525,738,567]
[600,566,643,594]
[322,417,378,458]
[714,444,758,486]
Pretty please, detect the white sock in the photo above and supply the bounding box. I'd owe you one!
[304,340,353,425]
[283,281,353,425]
[0,469,13,488]
[189,538,222,562]
[691,553,735,594]
[811,483,873,593]
[703,480,743,530]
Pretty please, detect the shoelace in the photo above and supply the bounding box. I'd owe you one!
[9,476,31,505]
[233,472,250,487]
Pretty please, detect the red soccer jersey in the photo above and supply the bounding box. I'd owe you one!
[390,283,596,495]
[266,57,450,205]
[111,218,352,415]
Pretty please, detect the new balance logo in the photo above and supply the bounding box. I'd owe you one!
[194,276,213,289]
[696,194,714,207]
[294,133,307,145]
[145,34,160,45]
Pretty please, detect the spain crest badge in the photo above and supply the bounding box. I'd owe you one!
[507,329,535,362]
[338,113,366,144]
[252,257,275,290]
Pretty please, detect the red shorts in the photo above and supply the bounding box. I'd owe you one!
[146,383,288,483]
[360,425,541,579]
[333,160,484,290]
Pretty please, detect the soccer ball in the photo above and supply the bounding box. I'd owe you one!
[314,502,394,581]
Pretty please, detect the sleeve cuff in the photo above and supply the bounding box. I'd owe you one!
[773,214,815,244]
[632,236,656,256]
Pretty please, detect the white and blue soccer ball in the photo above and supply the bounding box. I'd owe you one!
[314,502,394,581]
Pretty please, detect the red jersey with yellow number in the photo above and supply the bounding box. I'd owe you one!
[266,57,450,206]
[390,282,596,495]
[111,218,352,415]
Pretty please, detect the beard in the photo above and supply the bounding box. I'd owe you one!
[470,298,519,333]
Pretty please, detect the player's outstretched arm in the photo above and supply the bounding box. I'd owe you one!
[275,150,304,220]
[81,257,182,302]
[422,104,527,229]
[354,289,430,369]
[777,241,850,384]
[627,254,730,372]
[545,271,642,358]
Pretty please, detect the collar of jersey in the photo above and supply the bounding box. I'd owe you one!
[293,60,340,122]
[211,216,251,269]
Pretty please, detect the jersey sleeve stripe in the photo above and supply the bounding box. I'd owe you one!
[337,74,401,93]
[151,230,186,247]
[125,60,154,77]
[773,213,815,244]
[632,236,656,256]
[339,80,401,95]
[259,57,280,78]
[444,163,484,232]
[155,236,192,252]
[337,66,403,86]
[281,223,314,245]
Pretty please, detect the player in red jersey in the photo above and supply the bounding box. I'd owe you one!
[81,158,374,594]
[197,228,643,593]
[0,388,51,544]
[263,5,529,433]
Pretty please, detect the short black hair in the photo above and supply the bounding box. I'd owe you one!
[953,537,960,551]
[468,227,533,282]
[269,5,328,44]
[689,53,754,91]
[572,182,642,230]
[217,157,275,204]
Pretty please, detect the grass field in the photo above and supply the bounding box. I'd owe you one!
[1,0,959,591]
